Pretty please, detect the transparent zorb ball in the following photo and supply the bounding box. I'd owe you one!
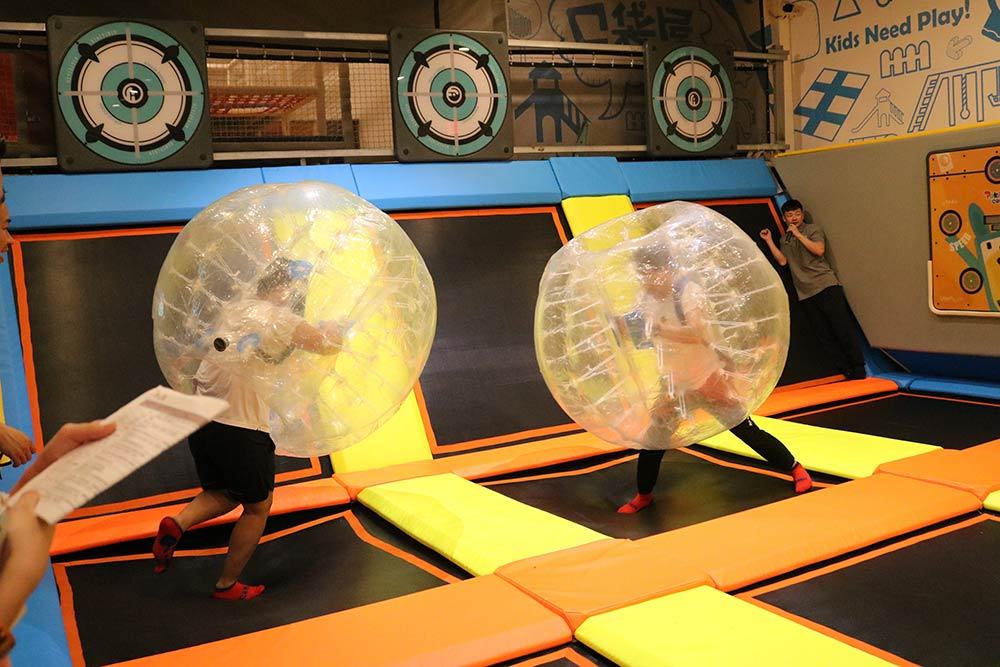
[152,181,436,457]
[535,202,788,450]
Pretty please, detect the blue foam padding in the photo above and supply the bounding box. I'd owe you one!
[261,165,358,193]
[549,157,629,198]
[774,192,791,209]
[909,378,1000,401]
[6,168,265,230]
[0,266,32,492]
[8,571,72,667]
[622,159,778,202]
[884,349,1000,384]
[352,162,561,210]
[0,269,72,666]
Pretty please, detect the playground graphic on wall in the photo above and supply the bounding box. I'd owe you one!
[928,142,1000,316]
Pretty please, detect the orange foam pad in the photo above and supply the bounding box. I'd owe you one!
[877,438,1000,500]
[114,575,571,667]
[51,478,350,556]
[335,432,624,499]
[636,474,981,591]
[756,378,898,416]
[497,539,712,631]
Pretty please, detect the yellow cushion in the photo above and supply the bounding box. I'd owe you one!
[330,391,432,473]
[359,473,608,575]
[985,490,1000,512]
[576,586,891,666]
[562,195,634,236]
[702,416,940,479]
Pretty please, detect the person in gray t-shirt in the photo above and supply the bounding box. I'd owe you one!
[760,199,866,380]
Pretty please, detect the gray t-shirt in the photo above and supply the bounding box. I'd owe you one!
[780,222,840,300]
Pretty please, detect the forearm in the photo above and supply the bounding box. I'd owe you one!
[0,559,46,628]
[292,323,343,355]
[764,239,787,265]
[791,230,825,256]
[656,325,704,345]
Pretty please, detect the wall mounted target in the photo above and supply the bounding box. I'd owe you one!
[390,29,513,162]
[47,16,212,172]
[645,42,738,157]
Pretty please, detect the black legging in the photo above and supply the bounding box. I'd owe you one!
[636,417,796,494]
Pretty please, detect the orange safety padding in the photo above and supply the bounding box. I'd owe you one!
[496,539,712,631]
[635,474,981,591]
[756,378,898,416]
[335,432,625,499]
[509,646,600,666]
[771,375,846,392]
[51,478,350,556]
[876,438,1000,500]
[113,575,571,667]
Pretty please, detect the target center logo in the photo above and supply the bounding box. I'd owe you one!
[651,46,733,153]
[119,79,147,107]
[395,32,508,157]
[54,21,205,165]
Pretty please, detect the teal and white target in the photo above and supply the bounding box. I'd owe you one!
[55,21,205,165]
[396,33,508,157]
[651,46,733,153]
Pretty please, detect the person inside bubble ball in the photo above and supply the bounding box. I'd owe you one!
[151,257,345,601]
[616,243,812,514]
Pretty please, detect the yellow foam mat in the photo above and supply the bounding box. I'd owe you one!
[359,473,608,576]
[0,379,11,466]
[561,195,634,236]
[702,416,939,479]
[329,391,432,474]
[985,490,1000,512]
[576,586,891,666]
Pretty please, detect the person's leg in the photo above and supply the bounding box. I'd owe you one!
[800,291,848,376]
[212,492,273,600]
[619,449,666,513]
[211,428,276,599]
[154,425,239,573]
[176,490,239,531]
[153,489,240,573]
[729,418,794,470]
[817,286,866,379]
[730,418,812,493]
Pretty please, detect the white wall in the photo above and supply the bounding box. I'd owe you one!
[786,0,999,149]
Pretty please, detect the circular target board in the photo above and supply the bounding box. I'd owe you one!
[396,33,508,157]
[651,46,733,153]
[54,21,205,165]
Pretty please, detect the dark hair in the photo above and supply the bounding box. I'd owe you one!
[256,257,294,297]
[781,199,804,215]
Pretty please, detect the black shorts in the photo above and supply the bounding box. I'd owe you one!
[188,421,276,504]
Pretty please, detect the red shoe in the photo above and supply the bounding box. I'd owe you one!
[212,582,265,601]
[791,463,813,494]
[152,517,183,573]
[618,493,654,514]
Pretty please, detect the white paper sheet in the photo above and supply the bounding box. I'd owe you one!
[9,386,228,524]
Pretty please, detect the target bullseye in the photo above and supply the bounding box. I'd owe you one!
[393,31,510,158]
[647,44,734,155]
[49,18,209,169]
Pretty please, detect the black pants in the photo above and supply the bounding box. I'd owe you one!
[800,285,865,378]
[636,417,796,494]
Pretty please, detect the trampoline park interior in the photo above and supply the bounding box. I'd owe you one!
[0,3,999,667]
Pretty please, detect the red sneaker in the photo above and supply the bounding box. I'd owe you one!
[617,493,654,514]
[212,582,265,601]
[152,517,183,573]
[791,463,813,494]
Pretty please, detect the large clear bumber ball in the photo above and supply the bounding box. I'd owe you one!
[152,182,436,457]
[535,202,788,450]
